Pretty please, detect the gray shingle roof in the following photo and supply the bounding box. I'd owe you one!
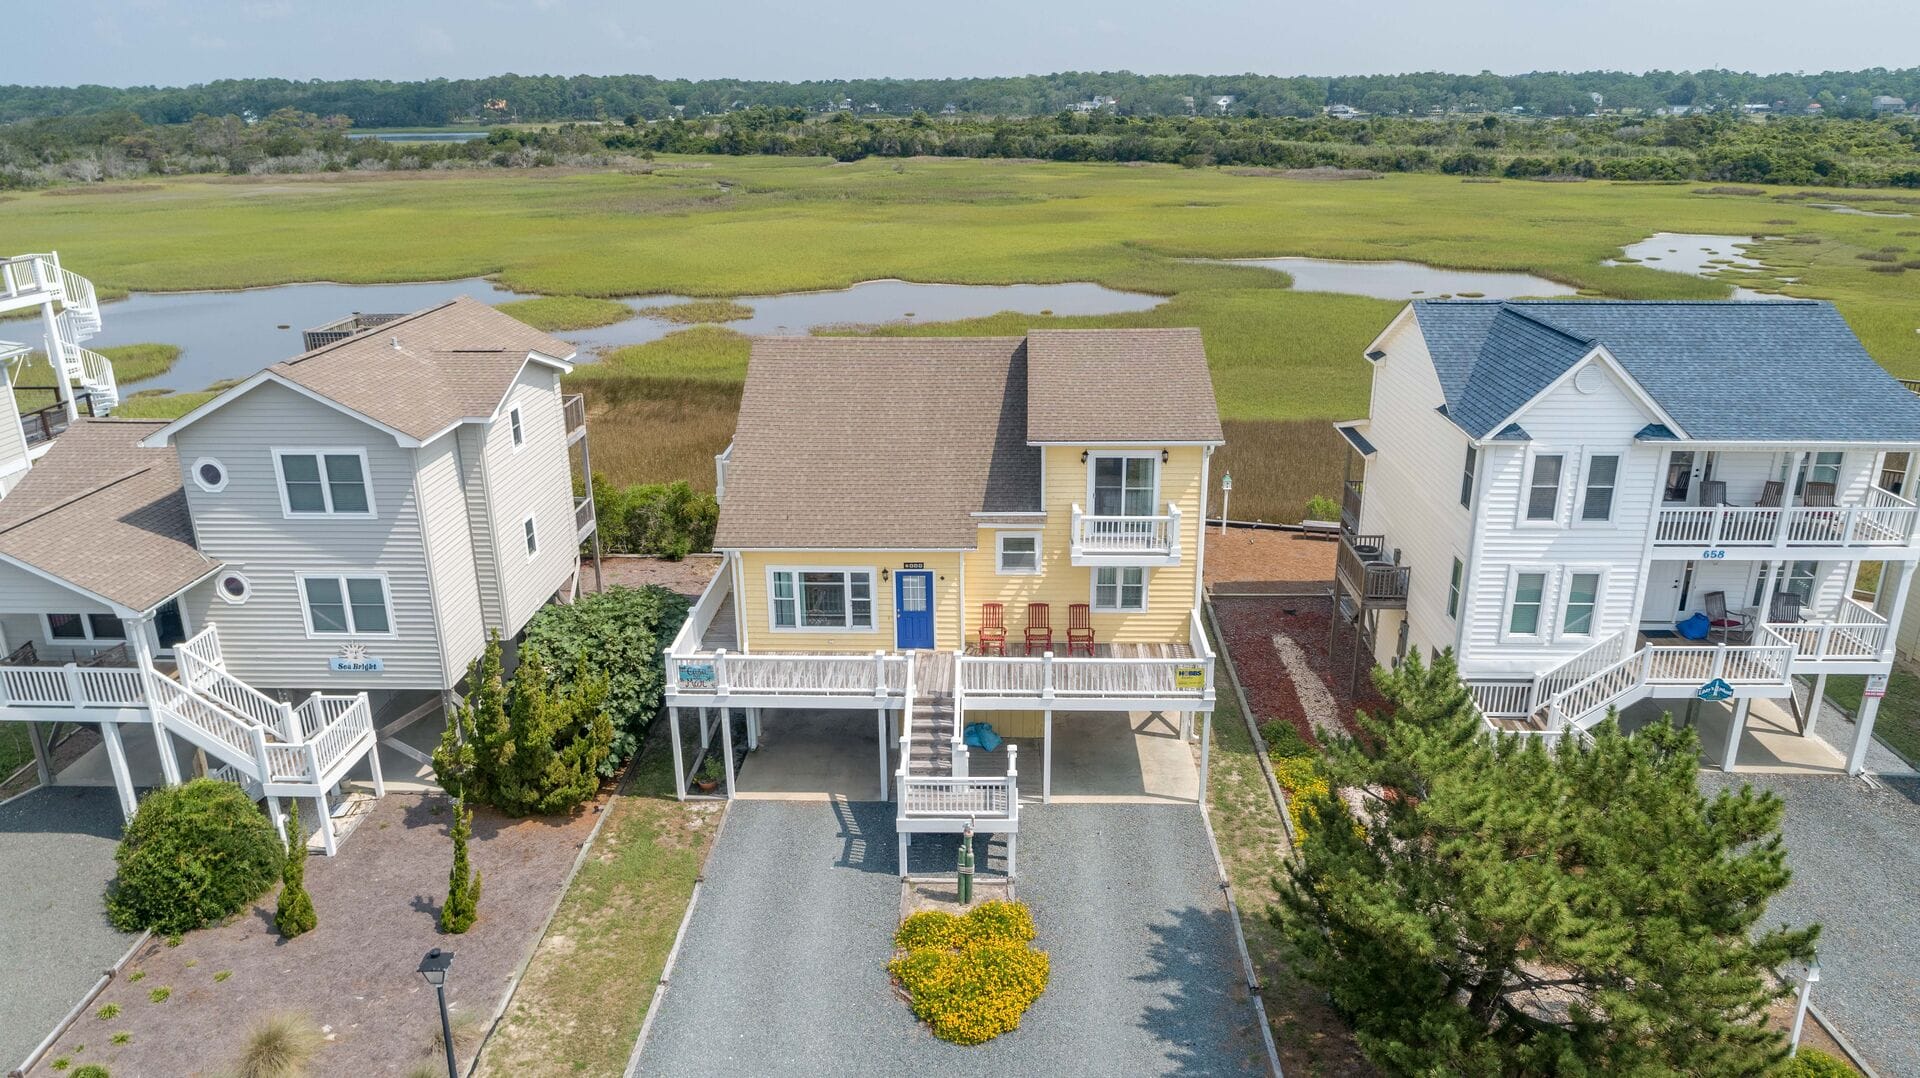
[0,420,217,612]
[1410,300,1920,443]
[714,337,1042,550]
[1026,328,1224,443]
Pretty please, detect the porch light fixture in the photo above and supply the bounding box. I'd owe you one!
[880,568,889,581]
[418,948,457,1078]
[1081,450,1088,463]
[1161,449,1169,463]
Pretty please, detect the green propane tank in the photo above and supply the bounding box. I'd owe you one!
[957,823,975,905]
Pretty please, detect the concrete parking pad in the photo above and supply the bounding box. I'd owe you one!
[0,786,136,1070]
[1698,771,1920,1076]
[639,800,1264,1076]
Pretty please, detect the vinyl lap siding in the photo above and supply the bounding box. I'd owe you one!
[171,381,447,691]
[457,425,502,633]
[734,550,962,652]
[479,366,578,638]
[1356,318,1474,663]
[415,435,486,682]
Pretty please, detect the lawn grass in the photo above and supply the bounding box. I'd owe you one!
[0,724,31,782]
[1202,615,1374,1076]
[493,295,634,331]
[1826,669,1920,767]
[476,727,722,1076]
[12,160,1920,521]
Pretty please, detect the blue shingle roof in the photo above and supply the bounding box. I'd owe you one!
[1410,300,1920,443]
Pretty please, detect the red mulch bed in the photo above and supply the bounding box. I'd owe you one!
[1212,595,1390,749]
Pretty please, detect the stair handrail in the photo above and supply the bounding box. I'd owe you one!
[897,654,917,796]
[951,648,968,779]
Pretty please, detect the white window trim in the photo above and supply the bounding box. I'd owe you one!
[1500,565,1554,643]
[996,531,1043,575]
[1460,444,1477,509]
[1085,451,1162,518]
[1090,565,1150,613]
[1556,566,1610,640]
[523,514,539,560]
[509,406,526,451]
[216,571,252,605]
[41,612,126,643]
[1447,557,1463,619]
[296,571,398,639]
[191,456,229,494]
[763,565,880,634]
[1518,447,1568,528]
[1572,449,1624,527]
[271,447,376,519]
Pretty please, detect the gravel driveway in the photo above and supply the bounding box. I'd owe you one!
[1698,771,1920,1076]
[638,800,1266,1076]
[0,786,136,1070]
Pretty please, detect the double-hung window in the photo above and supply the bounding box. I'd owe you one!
[1562,572,1601,636]
[1447,558,1463,619]
[1580,454,1619,522]
[769,569,874,631]
[1525,454,1564,522]
[276,449,372,516]
[1091,454,1157,516]
[1507,572,1547,636]
[299,574,393,636]
[1459,445,1477,508]
[997,533,1040,574]
[1093,566,1147,612]
[523,516,538,558]
[509,406,525,448]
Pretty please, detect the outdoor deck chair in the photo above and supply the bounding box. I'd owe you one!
[1803,481,1838,507]
[977,602,1007,656]
[1066,603,1095,657]
[80,643,130,668]
[1024,602,1053,655]
[1702,590,1750,644]
[1757,480,1784,508]
[4,640,35,666]
[1700,480,1731,507]
[1770,591,1807,624]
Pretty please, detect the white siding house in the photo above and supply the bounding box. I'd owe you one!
[1342,300,1920,776]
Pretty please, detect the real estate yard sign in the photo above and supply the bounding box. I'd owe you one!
[1175,663,1206,690]
[1865,673,1889,699]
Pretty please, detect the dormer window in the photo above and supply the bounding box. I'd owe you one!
[274,449,373,517]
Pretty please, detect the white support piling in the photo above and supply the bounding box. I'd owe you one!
[698,706,711,750]
[266,796,287,849]
[1847,694,1882,777]
[746,708,760,751]
[1198,709,1213,799]
[667,705,686,801]
[1806,672,1828,737]
[1006,833,1017,881]
[1042,709,1053,804]
[877,710,890,802]
[366,735,386,797]
[152,721,183,786]
[898,833,910,880]
[1723,697,1751,772]
[100,721,136,819]
[720,704,737,800]
[314,795,338,856]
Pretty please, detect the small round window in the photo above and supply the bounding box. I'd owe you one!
[193,457,228,493]
[217,572,251,604]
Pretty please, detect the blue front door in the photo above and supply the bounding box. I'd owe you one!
[895,570,935,650]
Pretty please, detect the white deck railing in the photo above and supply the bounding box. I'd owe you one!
[956,611,1215,704]
[666,561,735,657]
[1653,489,1919,549]
[900,746,1018,822]
[1071,502,1183,559]
[0,662,148,709]
[666,647,911,699]
[1768,598,1890,663]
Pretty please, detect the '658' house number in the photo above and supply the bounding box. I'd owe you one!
[1700,549,1727,560]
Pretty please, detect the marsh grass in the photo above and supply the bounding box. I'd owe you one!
[570,376,739,492]
[494,295,634,331]
[1214,419,1351,524]
[632,299,754,323]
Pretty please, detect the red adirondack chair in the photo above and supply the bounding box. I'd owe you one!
[978,602,1007,655]
[1024,602,1053,655]
[1066,603,1095,656]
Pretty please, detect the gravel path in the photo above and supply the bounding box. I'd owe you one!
[1698,771,1920,1076]
[638,801,1265,1077]
[0,786,136,1071]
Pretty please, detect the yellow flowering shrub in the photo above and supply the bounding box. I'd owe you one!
[888,900,1050,1045]
[1271,754,1329,839]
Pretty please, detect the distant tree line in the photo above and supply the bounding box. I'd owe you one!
[5,105,1916,189]
[3,68,1920,127]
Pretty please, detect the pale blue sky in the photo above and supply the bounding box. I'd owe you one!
[20,0,1920,86]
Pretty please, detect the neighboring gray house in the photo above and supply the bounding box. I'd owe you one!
[0,295,599,852]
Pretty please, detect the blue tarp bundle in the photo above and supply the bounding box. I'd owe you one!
[963,722,1002,752]
[1676,612,1712,640]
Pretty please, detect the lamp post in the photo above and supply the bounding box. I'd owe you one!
[1789,959,1820,1056]
[419,947,457,1078]
[1219,472,1232,536]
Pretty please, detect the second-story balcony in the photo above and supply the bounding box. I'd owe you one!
[1070,502,1183,566]
[1336,531,1410,608]
[1653,484,1918,553]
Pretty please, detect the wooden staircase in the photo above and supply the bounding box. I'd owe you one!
[894,653,1018,834]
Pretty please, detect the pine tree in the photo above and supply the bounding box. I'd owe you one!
[1277,649,1816,1076]
[273,799,317,938]
[442,797,481,934]
[490,648,612,816]
[433,633,506,805]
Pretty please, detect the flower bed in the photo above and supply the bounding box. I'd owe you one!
[1211,595,1387,748]
[888,901,1049,1046]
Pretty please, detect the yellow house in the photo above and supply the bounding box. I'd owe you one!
[665,330,1225,876]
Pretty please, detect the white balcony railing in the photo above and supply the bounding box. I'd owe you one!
[1768,598,1891,663]
[666,647,912,700]
[0,662,148,710]
[1653,487,1920,549]
[1070,502,1183,563]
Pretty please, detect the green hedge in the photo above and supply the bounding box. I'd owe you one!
[590,477,717,559]
[106,779,284,934]
[520,585,690,771]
